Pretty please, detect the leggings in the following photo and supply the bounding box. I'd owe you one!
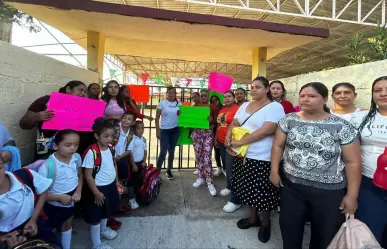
[191,129,214,184]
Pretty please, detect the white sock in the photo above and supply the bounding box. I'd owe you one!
[90,224,101,249]
[100,218,108,230]
[61,228,72,249]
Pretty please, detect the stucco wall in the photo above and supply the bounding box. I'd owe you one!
[0,41,99,164]
[280,59,387,109]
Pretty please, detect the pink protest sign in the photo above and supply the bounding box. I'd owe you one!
[42,92,106,131]
[208,72,233,94]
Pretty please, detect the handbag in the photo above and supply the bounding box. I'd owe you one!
[13,239,57,249]
[226,102,271,158]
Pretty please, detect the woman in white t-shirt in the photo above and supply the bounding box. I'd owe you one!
[352,76,387,248]
[330,82,362,122]
[225,76,285,244]
[155,87,181,180]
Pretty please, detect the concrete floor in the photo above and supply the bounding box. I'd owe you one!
[72,170,311,249]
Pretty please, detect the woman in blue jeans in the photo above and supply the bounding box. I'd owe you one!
[215,91,242,212]
[156,87,181,180]
[352,76,387,248]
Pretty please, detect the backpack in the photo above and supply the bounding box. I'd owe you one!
[13,168,39,206]
[25,154,82,189]
[112,124,133,148]
[82,144,115,178]
[327,214,382,249]
[137,164,161,205]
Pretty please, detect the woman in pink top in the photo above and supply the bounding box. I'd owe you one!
[102,80,126,125]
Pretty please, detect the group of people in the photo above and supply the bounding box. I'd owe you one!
[0,75,386,249]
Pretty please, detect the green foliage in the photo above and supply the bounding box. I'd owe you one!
[346,33,371,65]
[0,2,40,33]
[368,23,387,60]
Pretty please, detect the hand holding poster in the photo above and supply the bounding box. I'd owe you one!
[42,92,106,131]
[178,106,210,129]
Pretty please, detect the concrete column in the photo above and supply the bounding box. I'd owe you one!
[252,47,267,80]
[87,31,105,81]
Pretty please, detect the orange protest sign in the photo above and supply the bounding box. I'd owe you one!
[127,85,150,103]
[182,102,191,106]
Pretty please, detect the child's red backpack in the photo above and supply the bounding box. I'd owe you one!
[82,144,115,178]
[137,164,161,205]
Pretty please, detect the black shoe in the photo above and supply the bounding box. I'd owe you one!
[237,217,261,229]
[166,171,174,180]
[258,223,271,243]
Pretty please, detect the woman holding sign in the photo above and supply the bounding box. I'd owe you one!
[19,80,86,159]
[226,76,285,243]
[191,90,218,197]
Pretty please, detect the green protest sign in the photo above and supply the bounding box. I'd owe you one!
[177,128,192,145]
[209,91,224,104]
[178,106,210,129]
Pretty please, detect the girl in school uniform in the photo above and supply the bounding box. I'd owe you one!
[37,129,83,249]
[82,118,123,249]
[128,120,147,207]
[0,156,55,248]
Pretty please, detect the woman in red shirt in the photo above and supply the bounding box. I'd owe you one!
[120,86,153,121]
[215,91,242,213]
[269,80,296,114]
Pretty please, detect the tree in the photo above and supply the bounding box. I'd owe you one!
[346,33,371,65]
[368,23,387,60]
[0,2,40,33]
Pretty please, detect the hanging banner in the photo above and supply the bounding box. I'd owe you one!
[170,77,178,87]
[186,78,192,87]
[200,80,205,90]
[208,72,233,93]
[109,69,117,78]
[127,85,150,103]
[42,92,106,131]
[140,73,149,84]
[156,75,164,85]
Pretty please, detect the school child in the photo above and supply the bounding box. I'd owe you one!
[82,118,123,249]
[37,129,83,249]
[0,155,56,249]
[114,112,136,210]
[127,120,147,207]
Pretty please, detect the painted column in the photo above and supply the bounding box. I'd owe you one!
[252,47,267,80]
[87,31,105,82]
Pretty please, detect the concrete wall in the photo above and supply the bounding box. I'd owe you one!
[0,41,99,164]
[280,59,387,109]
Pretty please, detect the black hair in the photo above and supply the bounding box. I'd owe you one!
[210,95,221,105]
[87,83,100,91]
[54,129,80,145]
[224,90,235,98]
[101,80,125,110]
[252,76,272,100]
[166,87,179,106]
[92,117,114,135]
[59,80,86,93]
[270,80,287,100]
[299,82,330,113]
[192,92,200,97]
[332,82,356,94]
[358,76,387,135]
[235,87,246,95]
[133,120,144,135]
[122,111,136,120]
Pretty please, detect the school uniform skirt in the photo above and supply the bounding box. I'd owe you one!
[43,189,76,229]
[83,180,120,224]
[232,157,279,211]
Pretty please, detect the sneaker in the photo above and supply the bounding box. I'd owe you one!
[208,184,217,196]
[214,167,222,176]
[192,178,205,188]
[101,227,117,240]
[193,170,199,175]
[223,202,242,213]
[166,171,174,180]
[93,242,113,249]
[220,188,231,196]
[129,199,139,209]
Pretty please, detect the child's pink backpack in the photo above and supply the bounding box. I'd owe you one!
[327,214,382,249]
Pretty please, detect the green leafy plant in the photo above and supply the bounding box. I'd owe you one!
[368,23,387,60]
[0,2,40,33]
[346,32,371,65]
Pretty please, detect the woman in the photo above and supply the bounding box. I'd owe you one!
[102,80,126,126]
[269,80,296,114]
[214,91,242,212]
[87,83,101,100]
[235,87,248,106]
[352,76,387,248]
[191,92,200,106]
[191,90,218,196]
[210,95,223,176]
[19,81,86,158]
[120,86,153,121]
[330,82,362,122]
[155,87,181,180]
[270,82,361,249]
[226,76,285,243]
